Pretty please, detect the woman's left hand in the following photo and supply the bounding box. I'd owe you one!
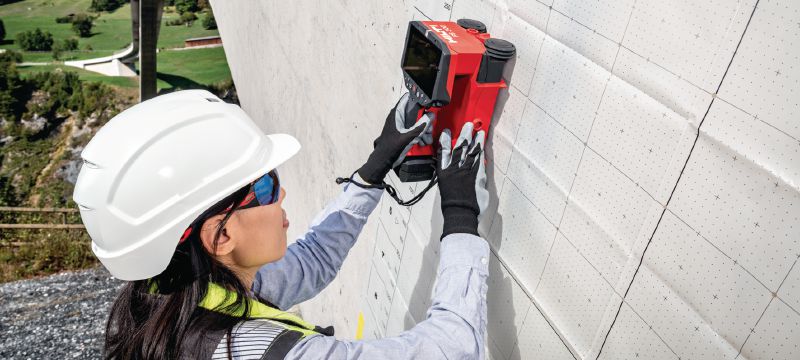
[357,93,434,184]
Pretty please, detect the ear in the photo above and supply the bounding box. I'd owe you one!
[199,214,237,256]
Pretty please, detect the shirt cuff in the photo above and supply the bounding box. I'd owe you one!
[439,233,490,274]
[339,173,383,216]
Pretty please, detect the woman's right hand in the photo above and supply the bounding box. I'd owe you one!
[435,122,488,239]
[357,93,434,185]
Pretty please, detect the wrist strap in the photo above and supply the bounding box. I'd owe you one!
[335,171,437,207]
[335,171,386,189]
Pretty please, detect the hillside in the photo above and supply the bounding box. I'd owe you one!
[0,50,135,281]
[0,0,232,91]
[0,0,237,282]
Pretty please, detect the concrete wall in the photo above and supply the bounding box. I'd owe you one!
[210,1,799,359]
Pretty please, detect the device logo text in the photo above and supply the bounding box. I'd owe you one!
[429,24,458,44]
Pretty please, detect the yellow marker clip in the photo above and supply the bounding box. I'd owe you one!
[355,312,365,340]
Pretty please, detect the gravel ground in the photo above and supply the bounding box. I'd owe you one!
[0,266,123,359]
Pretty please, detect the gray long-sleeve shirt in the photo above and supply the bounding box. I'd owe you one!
[250,179,490,359]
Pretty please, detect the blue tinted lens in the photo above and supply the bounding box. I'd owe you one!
[253,170,280,205]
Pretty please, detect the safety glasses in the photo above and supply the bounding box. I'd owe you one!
[179,169,281,244]
[232,169,281,211]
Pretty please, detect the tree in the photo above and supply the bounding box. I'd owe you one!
[0,51,26,121]
[201,11,216,30]
[89,0,127,12]
[0,50,22,63]
[180,11,197,26]
[61,38,79,51]
[52,38,79,60]
[175,0,198,14]
[16,29,54,51]
[71,14,94,37]
[55,14,75,24]
[0,19,6,43]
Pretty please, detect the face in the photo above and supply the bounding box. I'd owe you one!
[200,187,289,271]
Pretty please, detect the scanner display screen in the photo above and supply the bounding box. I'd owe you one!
[403,26,442,98]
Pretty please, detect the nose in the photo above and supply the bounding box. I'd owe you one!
[278,187,286,204]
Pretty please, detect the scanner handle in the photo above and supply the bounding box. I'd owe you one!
[403,95,423,129]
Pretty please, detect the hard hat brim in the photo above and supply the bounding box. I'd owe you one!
[262,133,301,172]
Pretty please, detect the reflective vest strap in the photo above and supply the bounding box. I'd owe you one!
[200,282,320,338]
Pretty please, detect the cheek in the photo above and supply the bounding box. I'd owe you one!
[257,207,288,262]
[231,208,288,267]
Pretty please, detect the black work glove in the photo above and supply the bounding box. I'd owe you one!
[357,93,433,184]
[436,122,489,239]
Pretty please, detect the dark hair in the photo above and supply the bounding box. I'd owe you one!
[104,185,253,360]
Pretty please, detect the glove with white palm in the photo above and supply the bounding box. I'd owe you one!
[357,93,434,185]
[436,122,489,239]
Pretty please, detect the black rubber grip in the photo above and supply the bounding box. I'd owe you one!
[403,97,422,129]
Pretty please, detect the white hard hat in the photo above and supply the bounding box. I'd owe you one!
[73,90,300,281]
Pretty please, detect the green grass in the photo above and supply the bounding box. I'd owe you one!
[0,0,132,60]
[0,0,229,91]
[158,8,219,49]
[14,51,116,62]
[15,46,232,92]
[154,46,231,90]
[16,46,233,92]
[0,0,219,63]
[0,228,97,283]
[18,63,139,88]
[0,0,94,18]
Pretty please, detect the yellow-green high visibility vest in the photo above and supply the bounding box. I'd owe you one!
[150,281,333,359]
[200,282,328,337]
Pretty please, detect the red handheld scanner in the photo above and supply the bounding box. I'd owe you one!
[394,19,516,182]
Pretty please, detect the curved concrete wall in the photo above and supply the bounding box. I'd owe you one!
[209,1,799,359]
[64,44,137,77]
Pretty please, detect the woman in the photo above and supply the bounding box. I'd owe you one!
[73,89,490,359]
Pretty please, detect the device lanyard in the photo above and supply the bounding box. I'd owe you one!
[335,171,438,207]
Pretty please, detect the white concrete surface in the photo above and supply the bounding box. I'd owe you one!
[210,0,800,359]
[64,43,137,77]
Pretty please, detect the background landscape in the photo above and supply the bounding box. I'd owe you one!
[0,0,234,282]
